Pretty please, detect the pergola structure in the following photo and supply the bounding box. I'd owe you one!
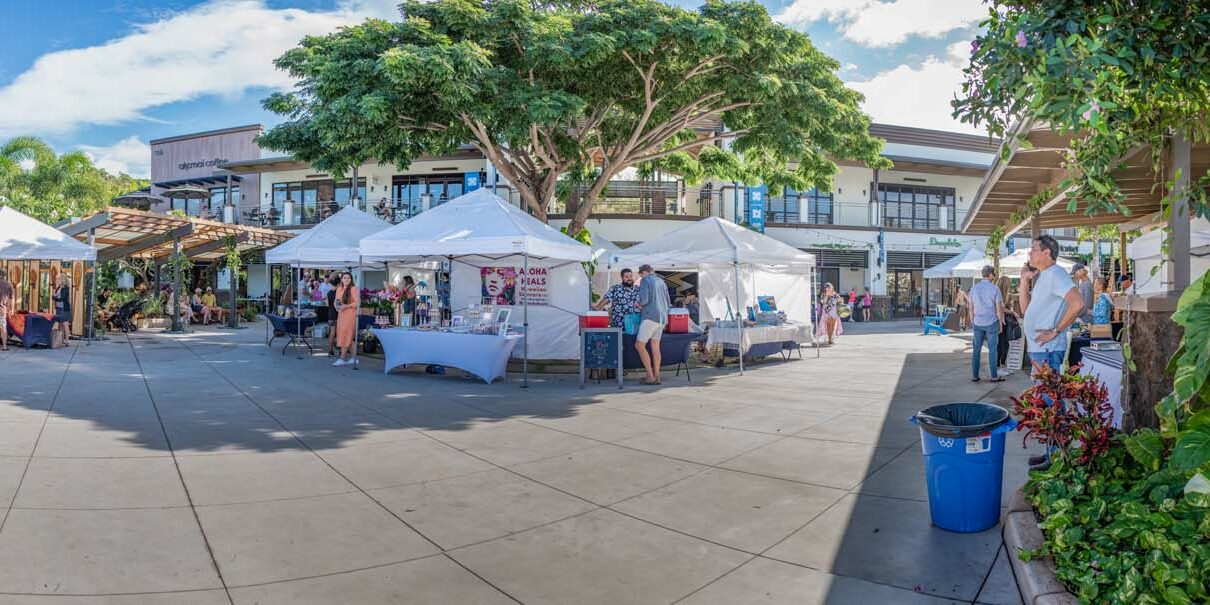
[962,119,1206,429]
[58,207,290,331]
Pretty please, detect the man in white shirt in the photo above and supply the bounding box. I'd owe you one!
[969,265,1005,382]
[1021,235,1084,374]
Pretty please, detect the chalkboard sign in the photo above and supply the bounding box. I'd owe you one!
[580,328,623,389]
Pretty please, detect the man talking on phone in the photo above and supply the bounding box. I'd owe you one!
[1020,234,1084,374]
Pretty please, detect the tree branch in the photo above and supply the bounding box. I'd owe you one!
[629,130,749,165]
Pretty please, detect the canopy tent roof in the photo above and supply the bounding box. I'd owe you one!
[997,249,1076,277]
[58,207,290,263]
[1129,218,1210,260]
[963,119,1209,235]
[587,229,621,262]
[0,206,96,261]
[360,188,592,263]
[923,247,991,279]
[266,205,391,267]
[608,217,816,272]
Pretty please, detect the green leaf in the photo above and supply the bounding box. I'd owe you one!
[1124,429,1165,471]
[1172,427,1210,473]
[1184,473,1210,507]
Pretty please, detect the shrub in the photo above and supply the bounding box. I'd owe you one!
[1012,363,1115,467]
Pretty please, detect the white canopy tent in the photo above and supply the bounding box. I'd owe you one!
[264,205,394,361]
[0,207,96,261]
[588,229,622,299]
[1128,219,1210,294]
[998,249,1076,277]
[360,188,594,383]
[923,247,990,279]
[607,217,816,374]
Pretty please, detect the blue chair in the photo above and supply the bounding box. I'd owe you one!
[266,314,316,355]
[923,308,952,335]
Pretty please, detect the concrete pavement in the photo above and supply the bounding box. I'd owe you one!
[0,319,1037,604]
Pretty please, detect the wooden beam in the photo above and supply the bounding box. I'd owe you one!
[152,232,248,262]
[57,211,111,237]
[97,224,194,262]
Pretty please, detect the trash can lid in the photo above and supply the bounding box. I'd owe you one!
[914,403,1010,438]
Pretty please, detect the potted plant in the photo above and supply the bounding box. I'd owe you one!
[136,296,169,329]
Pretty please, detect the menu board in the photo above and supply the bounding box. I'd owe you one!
[580,328,623,389]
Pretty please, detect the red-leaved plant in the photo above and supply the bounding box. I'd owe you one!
[1011,363,1114,466]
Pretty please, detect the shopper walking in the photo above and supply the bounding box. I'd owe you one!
[634,264,669,385]
[954,285,969,330]
[332,272,359,367]
[861,287,872,322]
[817,283,843,345]
[969,265,1005,383]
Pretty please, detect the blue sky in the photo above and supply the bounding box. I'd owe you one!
[0,0,988,179]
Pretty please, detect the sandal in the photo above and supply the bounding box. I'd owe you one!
[639,377,659,385]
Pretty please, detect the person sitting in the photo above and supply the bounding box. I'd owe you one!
[167,286,193,324]
[191,288,210,324]
[203,286,225,324]
[375,198,391,220]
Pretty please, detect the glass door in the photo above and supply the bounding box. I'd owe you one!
[890,270,922,317]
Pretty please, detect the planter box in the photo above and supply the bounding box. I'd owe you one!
[136,317,170,330]
[1003,488,1079,605]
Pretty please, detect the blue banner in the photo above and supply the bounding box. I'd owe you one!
[747,185,767,233]
[464,171,481,192]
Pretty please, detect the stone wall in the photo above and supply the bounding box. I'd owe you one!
[1123,309,1183,431]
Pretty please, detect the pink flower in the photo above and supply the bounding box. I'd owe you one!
[1015,31,1027,48]
[1082,100,1101,120]
[970,40,980,55]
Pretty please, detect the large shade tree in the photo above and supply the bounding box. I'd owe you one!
[0,136,147,224]
[260,0,888,233]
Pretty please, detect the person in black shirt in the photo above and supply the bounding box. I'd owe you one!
[326,274,340,355]
[52,274,72,343]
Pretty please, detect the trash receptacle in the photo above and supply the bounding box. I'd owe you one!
[910,403,1017,533]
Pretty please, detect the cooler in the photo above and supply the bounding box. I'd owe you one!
[667,309,689,334]
[580,311,609,330]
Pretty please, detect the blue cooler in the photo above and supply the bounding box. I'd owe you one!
[910,403,1017,533]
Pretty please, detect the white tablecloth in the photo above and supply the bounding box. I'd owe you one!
[1080,349,1124,429]
[373,328,521,384]
[706,323,813,353]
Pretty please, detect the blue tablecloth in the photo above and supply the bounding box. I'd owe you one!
[373,328,520,384]
[621,332,702,370]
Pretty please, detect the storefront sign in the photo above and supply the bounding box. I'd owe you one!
[481,266,547,306]
[176,157,229,171]
[747,185,766,233]
[812,243,853,250]
[928,237,962,249]
[464,171,481,192]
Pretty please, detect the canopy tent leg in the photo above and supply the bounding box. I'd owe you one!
[522,253,529,388]
[227,253,239,329]
[351,261,362,370]
[734,261,744,375]
[295,264,304,360]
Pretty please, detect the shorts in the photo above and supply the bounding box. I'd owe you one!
[191,304,203,313]
[54,311,71,323]
[636,319,664,343]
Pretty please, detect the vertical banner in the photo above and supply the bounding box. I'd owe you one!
[747,184,767,233]
[464,171,481,193]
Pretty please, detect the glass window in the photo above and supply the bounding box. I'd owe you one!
[879,184,955,230]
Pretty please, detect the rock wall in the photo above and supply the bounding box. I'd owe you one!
[1123,309,1183,431]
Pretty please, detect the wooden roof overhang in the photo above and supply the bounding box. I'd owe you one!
[960,118,1205,235]
[59,208,290,263]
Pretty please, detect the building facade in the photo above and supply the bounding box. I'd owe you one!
[137,122,1109,318]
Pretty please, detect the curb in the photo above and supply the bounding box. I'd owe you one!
[1002,488,1079,605]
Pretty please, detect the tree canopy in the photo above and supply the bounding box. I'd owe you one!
[261,0,888,233]
[953,0,1210,220]
[0,136,147,224]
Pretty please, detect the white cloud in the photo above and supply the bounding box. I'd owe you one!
[0,0,399,138]
[848,56,984,135]
[80,136,151,178]
[778,0,986,48]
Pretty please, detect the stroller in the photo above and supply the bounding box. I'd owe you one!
[112,298,143,333]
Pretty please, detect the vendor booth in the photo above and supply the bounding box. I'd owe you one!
[0,207,97,347]
[1128,218,1210,294]
[264,205,392,357]
[359,188,593,383]
[921,247,990,316]
[608,217,816,373]
[997,249,1076,277]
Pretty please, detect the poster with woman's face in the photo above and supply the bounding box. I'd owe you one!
[480,267,516,305]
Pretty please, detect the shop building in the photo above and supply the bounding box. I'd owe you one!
[131,122,1111,318]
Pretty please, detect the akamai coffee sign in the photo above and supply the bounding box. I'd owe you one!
[150,125,262,184]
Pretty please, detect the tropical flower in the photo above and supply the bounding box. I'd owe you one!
[1015,30,1027,48]
[1082,100,1101,120]
[970,40,980,55]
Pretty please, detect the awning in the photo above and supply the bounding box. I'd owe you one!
[58,207,290,263]
[961,119,1206,235]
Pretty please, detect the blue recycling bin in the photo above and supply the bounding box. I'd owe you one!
[910,403,1017,533]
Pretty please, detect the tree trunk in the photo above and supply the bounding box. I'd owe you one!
[567,171,617,235]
